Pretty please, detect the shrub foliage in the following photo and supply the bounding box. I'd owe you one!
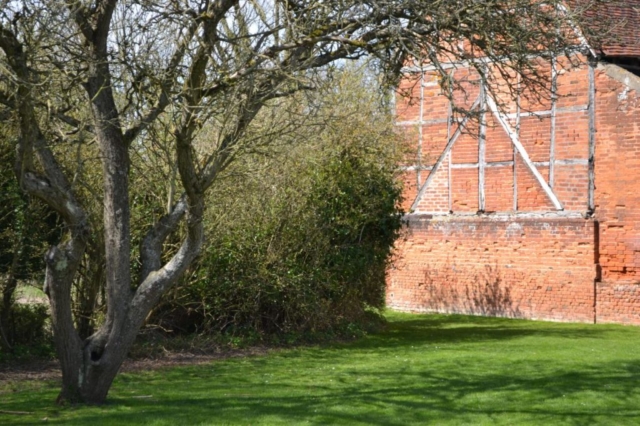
[150,67,404,337]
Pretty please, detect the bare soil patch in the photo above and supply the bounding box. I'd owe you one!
[0,347,271,384]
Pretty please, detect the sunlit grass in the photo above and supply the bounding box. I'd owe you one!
[2,311,640,425]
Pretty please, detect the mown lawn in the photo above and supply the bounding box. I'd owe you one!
[2,311,640,425]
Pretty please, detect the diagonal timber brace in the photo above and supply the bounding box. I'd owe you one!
[411,96,482,212]
[486,95,564,211]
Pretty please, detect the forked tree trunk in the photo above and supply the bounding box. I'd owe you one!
[3,0,216,405]
[49,214,202,404]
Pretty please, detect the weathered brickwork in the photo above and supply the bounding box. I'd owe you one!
[596,281,640,324]
[593,67,640,282]
[590,66,640,324]
[388,217,596,322]
[389,59,640,325]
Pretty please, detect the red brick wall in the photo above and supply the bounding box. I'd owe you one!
[390,61,640,325]
[388,216,597,322]
[593,67,640,281]
[596,281,640,324]
[592,66,640,324]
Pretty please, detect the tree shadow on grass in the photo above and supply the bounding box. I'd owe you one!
[342,313,628,351]
[31,359,640,426]
[2,314,640,425]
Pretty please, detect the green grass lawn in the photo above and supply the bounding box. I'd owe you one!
[2,311,640,425]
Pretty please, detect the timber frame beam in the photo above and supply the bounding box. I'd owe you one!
[409,77,583,213]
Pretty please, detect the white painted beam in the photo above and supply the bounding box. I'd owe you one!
[411,96,482,212]
[479,80,487,211]
[588,60,596,212]
[486,95,564,211]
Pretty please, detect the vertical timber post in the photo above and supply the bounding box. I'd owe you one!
[447,71,453,212]
[587,56,598,323]
[549,55,558,188]
[478,73,487,212]
[417,70,425,187]
[514,75,520,211]
[588,58,596,213]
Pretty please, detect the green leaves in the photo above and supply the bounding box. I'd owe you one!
[150,65,403,338]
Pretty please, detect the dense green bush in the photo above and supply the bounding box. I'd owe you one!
[149,66,404,338]
[153,147,402,336]
[4,304,51,347]
[0,131,61,351]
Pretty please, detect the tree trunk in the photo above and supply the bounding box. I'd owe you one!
[44,244,83,403]
[0,204,25,350]
[0,313,10,351]
[48,248,139,404]
[50,91,203,404]
[56,323,139,404]
[3,4,204,405]
[75,244,105,340]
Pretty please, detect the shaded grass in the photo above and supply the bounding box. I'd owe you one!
[2,311,640,425]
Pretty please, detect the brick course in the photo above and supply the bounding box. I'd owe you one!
[389,216,597,322]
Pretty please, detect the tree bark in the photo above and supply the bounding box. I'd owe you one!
[1,2,208,402]
[75,241,105,340]
[0,234,22,350]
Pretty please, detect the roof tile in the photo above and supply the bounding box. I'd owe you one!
[571,0,640,57]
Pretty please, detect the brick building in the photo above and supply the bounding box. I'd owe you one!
[387,1,640,325]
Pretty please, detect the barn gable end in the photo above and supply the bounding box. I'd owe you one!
[388,1,640,325]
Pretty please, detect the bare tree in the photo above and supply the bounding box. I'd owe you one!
[0,0,599,404]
